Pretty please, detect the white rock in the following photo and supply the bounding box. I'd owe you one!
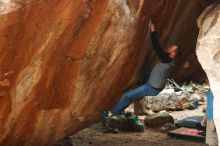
[196,2,220,143]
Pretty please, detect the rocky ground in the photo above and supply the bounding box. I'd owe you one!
[57,84,208,146]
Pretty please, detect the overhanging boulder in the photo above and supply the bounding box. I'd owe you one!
[0,0,216,145]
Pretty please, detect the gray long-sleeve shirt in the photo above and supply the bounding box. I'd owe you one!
[147,32,175,89]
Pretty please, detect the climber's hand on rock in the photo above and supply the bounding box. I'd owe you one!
[149,19,155,32]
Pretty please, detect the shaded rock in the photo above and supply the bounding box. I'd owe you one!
[188,99,199,110]
[144,113,174,128]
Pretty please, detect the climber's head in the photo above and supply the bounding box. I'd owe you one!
[167,44,178,59]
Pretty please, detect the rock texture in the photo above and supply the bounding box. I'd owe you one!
[144,113,174,128]
[144,92,191,112]
[196,1,220,143]
[0,0,216,146]
[136,86,206,112]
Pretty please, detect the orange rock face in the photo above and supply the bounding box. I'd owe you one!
[0,0,216,145]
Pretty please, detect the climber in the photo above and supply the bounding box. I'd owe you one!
[101,19,179,118]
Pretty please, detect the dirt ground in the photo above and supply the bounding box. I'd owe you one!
[60,104,207,146]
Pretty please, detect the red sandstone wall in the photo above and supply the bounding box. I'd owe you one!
[0,0,215,145]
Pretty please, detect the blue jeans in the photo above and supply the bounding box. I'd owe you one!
[110,83,161,115]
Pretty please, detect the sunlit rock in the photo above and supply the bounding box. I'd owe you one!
[196,1,220,143]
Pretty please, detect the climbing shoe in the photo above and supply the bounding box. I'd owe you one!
[128,115,144,132]
[100,110,109,118]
